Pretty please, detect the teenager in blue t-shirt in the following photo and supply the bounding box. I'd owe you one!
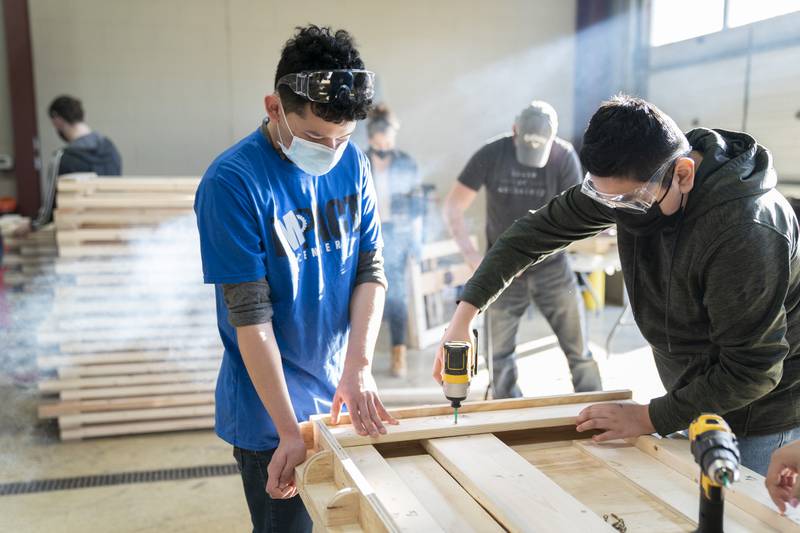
[194,25,398,532]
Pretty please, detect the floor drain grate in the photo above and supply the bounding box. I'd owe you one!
[0,463,239,496]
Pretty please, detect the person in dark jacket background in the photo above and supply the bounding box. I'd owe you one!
[49,95,122,176]
[433,94,800,475]
[366,104,423,377]
[15,95,123,236]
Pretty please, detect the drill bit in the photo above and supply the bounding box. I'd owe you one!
[454,407,458,424]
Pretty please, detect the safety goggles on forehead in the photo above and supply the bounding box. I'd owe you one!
[276,70,375,104]
[580,148,690,213]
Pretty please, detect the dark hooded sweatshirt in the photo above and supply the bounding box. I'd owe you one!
[59,132,122,176]
[460,128,800,437]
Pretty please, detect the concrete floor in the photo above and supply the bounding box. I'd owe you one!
[0,304,664,532]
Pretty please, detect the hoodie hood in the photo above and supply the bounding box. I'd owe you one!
[61,132,122,175]
[683,128,777,222]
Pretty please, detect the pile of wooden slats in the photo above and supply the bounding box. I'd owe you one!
[35,174,222,440]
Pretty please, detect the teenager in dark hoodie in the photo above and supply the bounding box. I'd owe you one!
[15,96,123,235]
[48,95,122,176]
[433,94,800,475]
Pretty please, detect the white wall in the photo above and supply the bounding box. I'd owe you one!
[646,11,800,181]
[27,0,577,198]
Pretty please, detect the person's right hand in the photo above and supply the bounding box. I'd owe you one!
[432,319,474,385]
[765,440,800,513]
[266,434,307,499]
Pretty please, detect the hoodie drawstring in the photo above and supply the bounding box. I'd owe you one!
[664,194,687,354]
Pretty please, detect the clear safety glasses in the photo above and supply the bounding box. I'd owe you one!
[581,148,689,213]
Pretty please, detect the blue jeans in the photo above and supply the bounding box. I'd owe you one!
[737,427,800,476]
[488,256,601,398]
[382,223,418,347]
[233,447,312,533]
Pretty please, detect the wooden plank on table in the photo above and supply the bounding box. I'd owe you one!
[386,454,503,533]
[314,390,632,426]
[345,445,444,532]
[576,440,777,533]
[40,370,219,392]
[37,348,222,368]
[60,416,215,441]
[422,434,612,532]
[635,436,800,531]
[56,359,221,378]
[58,404,215,429]
[513,441,694,532]
[58,337,220,354]
[58,381,216,400]
[327,398,628,447]
[38,392,215,418]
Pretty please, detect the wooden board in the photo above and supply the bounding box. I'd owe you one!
[635,436,800,531]
[424,434,612,532]
[297,391,792,533]
[37,348,222,369]
[40,370,220,392]
[576,440,776,532]
[345,445,442,531]
[327,400,622,447]
[513,441,694,532]
[38,392,215,418]
[386,455,504,533]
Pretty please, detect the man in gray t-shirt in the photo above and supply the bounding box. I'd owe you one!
[444,101,602,397]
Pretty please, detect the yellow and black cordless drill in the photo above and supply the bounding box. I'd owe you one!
[442,329,479,424]
[689,414,741,533]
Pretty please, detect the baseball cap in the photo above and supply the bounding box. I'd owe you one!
[514,101,558,168]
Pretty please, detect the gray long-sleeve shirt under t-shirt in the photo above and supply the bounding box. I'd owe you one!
[222,248,387,327]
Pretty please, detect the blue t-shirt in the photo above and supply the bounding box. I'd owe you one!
[194,125,382,451]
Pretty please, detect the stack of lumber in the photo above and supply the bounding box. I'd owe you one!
[1,216,57,290]
[35,174,222,440]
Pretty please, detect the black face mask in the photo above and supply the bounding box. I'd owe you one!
[615,177,684,236]
[371,149,391,159]
[615,200,684,236]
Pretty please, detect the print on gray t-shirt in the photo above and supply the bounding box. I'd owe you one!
[457,134,583,248]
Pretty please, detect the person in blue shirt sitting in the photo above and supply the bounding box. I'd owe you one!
[194,25,397,533]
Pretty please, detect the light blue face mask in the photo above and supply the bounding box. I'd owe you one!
[276,105,348,176]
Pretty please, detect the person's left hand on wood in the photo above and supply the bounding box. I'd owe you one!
[330,366,398,437]
[575,402,655,442]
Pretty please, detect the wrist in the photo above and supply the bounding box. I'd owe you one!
[343,353,371,373]
[276,422,303,442]
[453,301,479,325]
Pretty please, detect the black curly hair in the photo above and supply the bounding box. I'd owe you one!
[275,25,371,123]
[580,94,687,182]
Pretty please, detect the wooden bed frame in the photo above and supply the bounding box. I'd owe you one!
[296,390,800,532]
